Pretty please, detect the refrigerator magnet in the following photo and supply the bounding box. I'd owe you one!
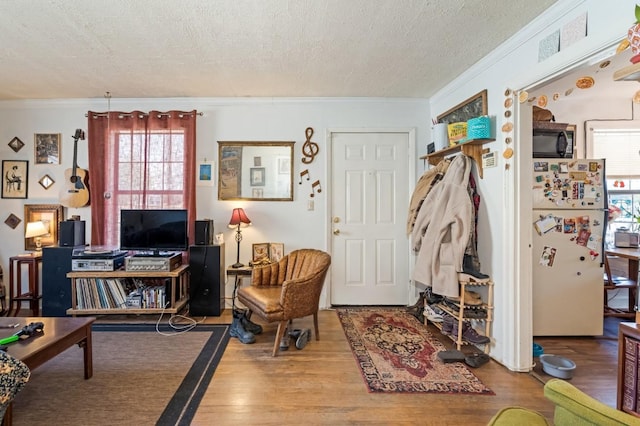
[539,246,557,267]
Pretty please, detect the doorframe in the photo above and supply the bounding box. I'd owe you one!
[510,42,620,370]
[321,127,416,308]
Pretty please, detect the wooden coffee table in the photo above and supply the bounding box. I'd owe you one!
[0,316,95,425]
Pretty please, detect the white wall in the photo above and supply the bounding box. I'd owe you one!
[430,0,636,370]
[0,97,429,309]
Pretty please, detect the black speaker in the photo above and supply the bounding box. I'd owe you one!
[42,246,75,316]
[189,244,225,316]
[194,219,214,245]
[59,220,86,247]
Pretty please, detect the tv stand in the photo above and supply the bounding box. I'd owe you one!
[66,264,189,316]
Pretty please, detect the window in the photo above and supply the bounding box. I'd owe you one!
[587,121,640,234]
[87,111,197,247]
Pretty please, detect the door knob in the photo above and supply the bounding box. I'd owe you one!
[333,229,340,235]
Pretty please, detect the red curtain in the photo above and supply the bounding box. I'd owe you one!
[87,110,197,248]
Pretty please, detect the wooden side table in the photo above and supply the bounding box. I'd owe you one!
[8,255,43,317]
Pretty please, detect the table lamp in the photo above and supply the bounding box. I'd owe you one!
[25,221,49,251]
[228,208,251,268]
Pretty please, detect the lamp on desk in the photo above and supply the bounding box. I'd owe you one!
[228,208,251,268]
[25,221,49,252]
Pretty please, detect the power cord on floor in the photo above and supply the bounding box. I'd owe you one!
[154,302,206,336]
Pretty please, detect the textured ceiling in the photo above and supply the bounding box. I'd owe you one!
[0,0,556,100]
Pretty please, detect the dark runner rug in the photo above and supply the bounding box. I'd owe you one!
[11,323,230,426]
[337,308,494,395]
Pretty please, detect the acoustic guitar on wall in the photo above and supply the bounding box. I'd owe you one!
[59,129,90,208]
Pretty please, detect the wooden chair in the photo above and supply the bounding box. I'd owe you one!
[237,249,331,356]
[603,253,637,319]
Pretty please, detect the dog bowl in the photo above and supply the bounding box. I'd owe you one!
[533,343,544,357]
[539,354,576,379]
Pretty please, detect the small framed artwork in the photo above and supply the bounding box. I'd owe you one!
[197,161,214,186]
[1,160,28,199]
[252,188,264,198]
[34,133,61,164]
[252,243,270,263]
[8,137,24,153]
[24,204,64,250]
[39,174,55,190]
[250,167,265,186]
[269,243,284,262]
[4,213,21,229]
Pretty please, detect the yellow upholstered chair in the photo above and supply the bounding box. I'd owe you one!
[488,379,640,425]
[237,249,331,356]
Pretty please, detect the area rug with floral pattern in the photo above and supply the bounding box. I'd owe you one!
[337,307,494,394]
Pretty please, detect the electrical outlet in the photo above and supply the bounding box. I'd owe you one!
[307,200,314,211]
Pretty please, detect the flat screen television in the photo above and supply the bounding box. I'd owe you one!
[120,209,188,254]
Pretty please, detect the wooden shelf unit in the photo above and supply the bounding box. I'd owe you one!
[426,279,494,352]
[66,264,189,316]
[420,138,495,178]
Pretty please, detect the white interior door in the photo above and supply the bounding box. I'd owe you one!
[329,130,413,305]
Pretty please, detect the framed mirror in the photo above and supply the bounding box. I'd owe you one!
[218,141,295,201]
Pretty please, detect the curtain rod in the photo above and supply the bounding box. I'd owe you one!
[85,111,203,118]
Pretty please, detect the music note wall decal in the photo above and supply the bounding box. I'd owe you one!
[299,169,310,184]
[310,180,322,197]
[302,127,319,164]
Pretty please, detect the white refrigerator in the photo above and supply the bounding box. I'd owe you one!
[531,158,607,336]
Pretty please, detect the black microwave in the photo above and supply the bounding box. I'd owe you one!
[532,122,576,158]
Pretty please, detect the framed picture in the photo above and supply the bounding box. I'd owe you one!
[24,204,63,250]
[437,89,488,124]
[269,243,284,262]
[1,160,28,199]
[197,161,214,186]
[252,188,264,198]
[4,213,21,229]
[39,174,55,190]
[252,243,270,263]
[250,167,265,186]
[8,137,24,153]
[34,133,61,164]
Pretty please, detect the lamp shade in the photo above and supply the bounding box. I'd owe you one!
[228,208,251,228]
[25,221,48,238]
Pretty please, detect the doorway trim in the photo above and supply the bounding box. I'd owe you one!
[510,41,621,370]
[321,127,416,308]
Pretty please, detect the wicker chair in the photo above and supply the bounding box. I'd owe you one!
[237,249,331,356]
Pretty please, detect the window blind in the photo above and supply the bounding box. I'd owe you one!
[591,129,640,177]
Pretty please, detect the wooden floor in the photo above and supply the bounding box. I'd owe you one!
[181,309,625,426]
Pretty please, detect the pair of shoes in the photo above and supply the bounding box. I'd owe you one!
[230,309,255,344]
[437,349,466,363]
[460,323,490,344]
[446,290,483,306]
[424,304,444,322]
[238,309,262,335]
[407,291,426,310]
[279,333,291,350]
[463,308,488,319]
[461,254,491,282]
[290,328,312,350]
[441,317,490,345]
[464,353,490,368]
[441,315,456,334]
[425,286,443,304]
